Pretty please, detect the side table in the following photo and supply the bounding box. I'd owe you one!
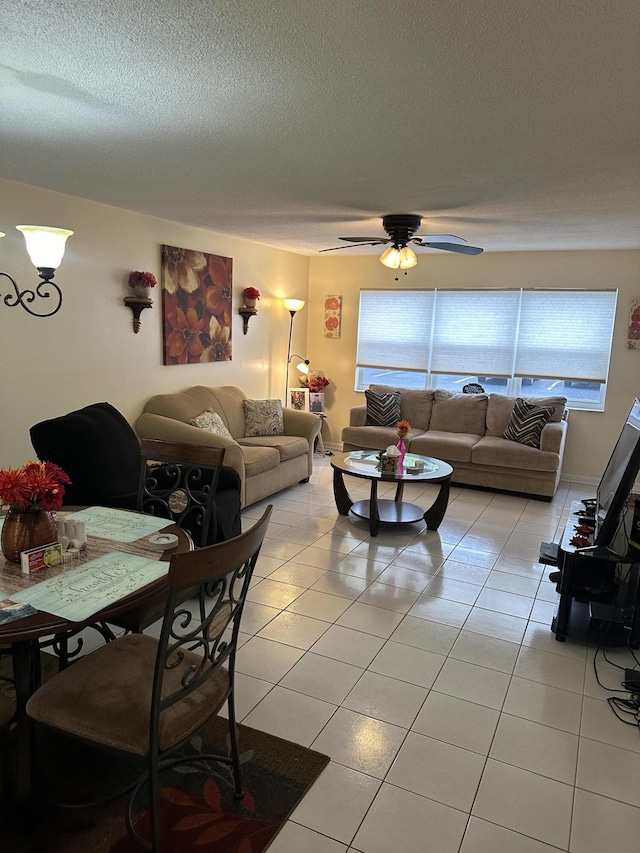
[315,413,328,455]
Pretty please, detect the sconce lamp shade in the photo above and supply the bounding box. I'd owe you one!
[283,298,305,313]
[16,225,74,270]
[296,361,310,376]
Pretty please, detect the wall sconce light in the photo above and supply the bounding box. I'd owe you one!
[284,298,306,403]
[0,226,74,317]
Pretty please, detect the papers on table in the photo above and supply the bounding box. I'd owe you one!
[11,551,169,622]
[0,599,37,624]
[62,506,172,543]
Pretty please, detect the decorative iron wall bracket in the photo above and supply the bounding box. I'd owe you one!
[238,306,257,335]
[1,270,62,317]
[124,296,153,333]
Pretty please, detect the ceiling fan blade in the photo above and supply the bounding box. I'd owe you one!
[319,241,388,253]
[422,242,484,255]
[338,237,391,244]
[412,234,468,245]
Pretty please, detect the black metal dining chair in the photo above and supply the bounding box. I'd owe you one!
[26,505,273,852]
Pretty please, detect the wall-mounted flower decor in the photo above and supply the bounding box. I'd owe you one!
[128,270,157,296]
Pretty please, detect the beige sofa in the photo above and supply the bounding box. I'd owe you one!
[342,386,569,499]
[136,386,322,507]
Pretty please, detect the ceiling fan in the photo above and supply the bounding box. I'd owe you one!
[320,213,483,278]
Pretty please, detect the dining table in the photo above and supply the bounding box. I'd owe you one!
[0,506,193,808]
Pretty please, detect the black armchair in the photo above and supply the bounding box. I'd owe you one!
[29,402,241,545]
[30,402,140,509]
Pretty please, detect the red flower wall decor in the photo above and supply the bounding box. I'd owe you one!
[324,294,342,338]
[161,245,233,365]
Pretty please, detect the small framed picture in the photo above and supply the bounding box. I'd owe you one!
[309,392,325,413]
[289,388,308,410]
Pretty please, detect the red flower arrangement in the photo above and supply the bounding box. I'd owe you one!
[308,375,330,392]
[243,287,260,301]
[397,420,411,438]
[128,271,157,289]
[0,461,71,512]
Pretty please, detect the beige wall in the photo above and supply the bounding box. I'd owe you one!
[0,178,310,468]
[307,250,640,483]
[2,174,637,484]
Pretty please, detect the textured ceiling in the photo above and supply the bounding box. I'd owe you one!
[1,0,639,254]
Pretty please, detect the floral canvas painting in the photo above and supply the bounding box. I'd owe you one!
[161,245,232,365]
[628,298,640,350]
[324,294,342,338]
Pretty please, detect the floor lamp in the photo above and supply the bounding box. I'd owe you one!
[283,299,306,405]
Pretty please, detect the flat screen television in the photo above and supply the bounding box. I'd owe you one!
[594,398,640,552]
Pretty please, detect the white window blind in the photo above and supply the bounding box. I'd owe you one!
[516,290,617,382]
[357,289,433,370]
[430,290,521,376]
[356,288,617,383]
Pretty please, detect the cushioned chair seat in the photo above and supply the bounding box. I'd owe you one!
[27,633,229,755]
[410,431,482,463]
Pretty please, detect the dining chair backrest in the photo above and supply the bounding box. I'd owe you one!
[150,505,273,747]
[137,438,226,548]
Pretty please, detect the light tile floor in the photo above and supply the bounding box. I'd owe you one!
[78,457,640,852]
[235,459,640,853]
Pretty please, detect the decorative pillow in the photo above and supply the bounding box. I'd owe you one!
[365,389,401,427]
[503,398,554,448]
[189,409,233,439]
[243,399,284,437]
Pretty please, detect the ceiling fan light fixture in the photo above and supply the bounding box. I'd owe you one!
[398,246,417,269]
[380,246,401,269]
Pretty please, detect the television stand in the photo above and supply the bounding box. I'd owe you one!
[544,501,640,649]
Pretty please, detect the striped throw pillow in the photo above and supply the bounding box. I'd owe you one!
[503,398,554,448]
[365,389,401,427]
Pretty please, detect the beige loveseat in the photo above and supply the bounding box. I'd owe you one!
[136,386,322,507]
[342,386,569,499]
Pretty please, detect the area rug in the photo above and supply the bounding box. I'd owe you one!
[0,654,330,853]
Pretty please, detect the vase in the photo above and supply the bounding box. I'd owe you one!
[1,508,57,563]
[131,286,152,298]
[243,298,257,309]
[396,436,406,467]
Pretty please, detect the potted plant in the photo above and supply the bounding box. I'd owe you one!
[0,460,71,562]
[128,271,157,297]
[242,287,260,309]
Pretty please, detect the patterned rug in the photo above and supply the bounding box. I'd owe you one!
[0,654,329,853]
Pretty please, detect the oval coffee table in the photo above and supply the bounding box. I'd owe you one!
[331,451,454,537]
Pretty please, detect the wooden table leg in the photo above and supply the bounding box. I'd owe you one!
[12,639,39,807]
[333,467,353,516]
[423,476,452,530]
[368,480,381,536]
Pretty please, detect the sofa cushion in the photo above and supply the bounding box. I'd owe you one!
[243,399,285,437]
[486,393,566,436]
[409,431,481,463]
[239,435,308,462]
[365,389,401,426]
[503,398,554,449]
[237,444,281,477]
[189,409,233,439]
[369,385,433,430]
[429,390,488,435]
[472,436,559,472]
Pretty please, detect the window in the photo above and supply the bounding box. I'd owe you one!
[355,289,617,410]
